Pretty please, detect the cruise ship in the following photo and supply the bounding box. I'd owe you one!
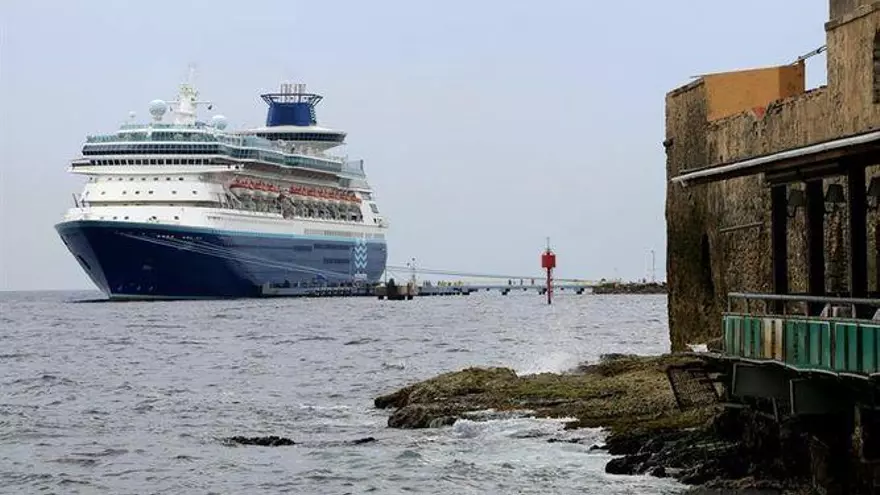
[56,76,389,299]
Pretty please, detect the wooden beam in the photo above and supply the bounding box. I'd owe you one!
[764,162,848,186]
[674,141,880,187]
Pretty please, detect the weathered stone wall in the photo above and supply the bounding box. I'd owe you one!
[708,89,832,162]
[665,4,880,350]
[830,0,877,23]
[826,4,880,132]
[665,82,716,352]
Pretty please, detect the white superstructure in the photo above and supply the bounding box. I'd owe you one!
[62,77,389,241]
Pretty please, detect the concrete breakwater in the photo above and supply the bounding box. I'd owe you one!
[373,354,869,493]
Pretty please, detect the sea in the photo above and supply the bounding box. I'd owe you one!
[0,290,690,494]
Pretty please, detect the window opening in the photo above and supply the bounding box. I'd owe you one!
[874,31,880,103]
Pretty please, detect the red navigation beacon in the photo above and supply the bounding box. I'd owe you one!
[541,240,556,305]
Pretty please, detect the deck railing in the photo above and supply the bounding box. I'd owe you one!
[722,292,880,376]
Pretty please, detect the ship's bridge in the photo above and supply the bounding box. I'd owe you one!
[242,83,347,149]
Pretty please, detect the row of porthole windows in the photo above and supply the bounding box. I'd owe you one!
[88,177,189,182]
[105,215,181,221]
[91,190,199,196]
[90,159,215,166]
[97,203,188,207]
[110,176,183,182]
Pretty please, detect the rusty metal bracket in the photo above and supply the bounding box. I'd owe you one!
[667,362,721,411]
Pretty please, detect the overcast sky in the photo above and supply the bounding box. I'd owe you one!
[0,1,829,291]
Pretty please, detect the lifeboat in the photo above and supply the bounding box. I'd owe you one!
[256,183,272,199]
[229,180,252,197]
[268,184,282,199]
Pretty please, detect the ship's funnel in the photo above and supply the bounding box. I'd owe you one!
[260,82,323,127]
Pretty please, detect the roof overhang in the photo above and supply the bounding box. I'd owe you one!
[670,128,880,187]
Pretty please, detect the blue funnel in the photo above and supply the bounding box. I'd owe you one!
[260,86,323,127]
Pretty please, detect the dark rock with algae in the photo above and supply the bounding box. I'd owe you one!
[374,354,708,432]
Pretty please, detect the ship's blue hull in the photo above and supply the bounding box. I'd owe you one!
[55,220,387,300]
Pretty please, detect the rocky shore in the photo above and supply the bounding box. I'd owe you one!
[373,354,818,494]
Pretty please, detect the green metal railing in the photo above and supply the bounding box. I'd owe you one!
[722,293,880,376]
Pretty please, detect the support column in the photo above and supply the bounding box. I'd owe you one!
[848,167,868,300]
[771,185,789,313]
[806,180,826,315]
[876,216,880,295]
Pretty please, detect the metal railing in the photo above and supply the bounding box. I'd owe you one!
[727,292,880,319]
[84,128,361,175]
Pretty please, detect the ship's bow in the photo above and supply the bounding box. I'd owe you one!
[55,220,257,299]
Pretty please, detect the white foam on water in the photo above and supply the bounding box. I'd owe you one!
[514,351,582,376]
[450,417,601,443]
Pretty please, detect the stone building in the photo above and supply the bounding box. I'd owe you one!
[665,0,880,351]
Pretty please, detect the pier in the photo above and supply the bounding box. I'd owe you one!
[260,280,597,298]
[414,282,593,296]
[260,252,610,299]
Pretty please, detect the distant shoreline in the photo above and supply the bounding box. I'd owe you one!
[591,281,667,295]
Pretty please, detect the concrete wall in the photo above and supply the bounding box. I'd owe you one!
[703,63,806,122]
[664,2,880,350]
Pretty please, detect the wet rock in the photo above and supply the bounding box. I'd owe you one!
[702,476,788,492]
[225,435,379,448]
[374,388,411,409]
[604,425,695,456]
[598,353,637,363]
[604,429,654,456]
[375,354,710,431]
[225,435,295,447]
[428,416,457,428]
[350,437,377,445]
[596,407,843,493]
[678,463,718,486]
[387,404,459,429]
[605,453,650,475]
[377,354,841,491]
[648,465,667,478]
[664,467,683,478]
[546,437,591,445]
[374,367,519,413]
